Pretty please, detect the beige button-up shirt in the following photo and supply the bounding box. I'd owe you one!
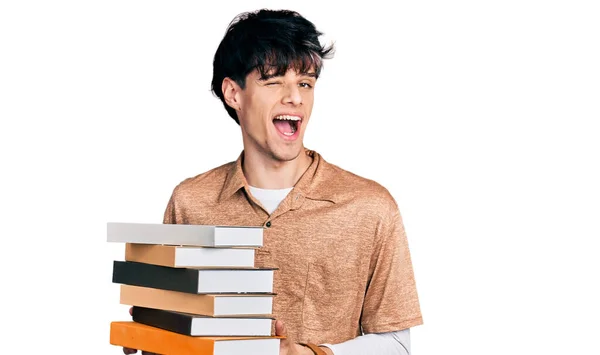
[163,149,423,344]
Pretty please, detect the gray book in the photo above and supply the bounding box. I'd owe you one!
[107,222,263,247]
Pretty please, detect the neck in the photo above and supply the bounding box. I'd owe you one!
[242,148,312,189]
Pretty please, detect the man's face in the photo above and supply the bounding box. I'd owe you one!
[234,68,316,163]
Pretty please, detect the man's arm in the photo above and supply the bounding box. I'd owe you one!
[320,329,410,355]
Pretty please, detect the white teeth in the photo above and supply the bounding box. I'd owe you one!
[283,132,294,136]
[274,115,301,121]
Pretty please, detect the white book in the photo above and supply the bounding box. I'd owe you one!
[212,294,274,316]
[107,222,263,247]
[214,338,280,355]
[195,269,274,293]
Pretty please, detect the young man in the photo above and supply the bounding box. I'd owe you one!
[125,9,422,355]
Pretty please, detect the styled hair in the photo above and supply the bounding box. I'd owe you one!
[211,9,335,124]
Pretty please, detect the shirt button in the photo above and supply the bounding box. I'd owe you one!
[265,221,271,228]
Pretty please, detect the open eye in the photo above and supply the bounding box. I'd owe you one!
[299,82,313,89]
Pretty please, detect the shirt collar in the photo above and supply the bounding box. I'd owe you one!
[218,148,339,204]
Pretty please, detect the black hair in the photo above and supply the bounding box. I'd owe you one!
[211,9,335,124]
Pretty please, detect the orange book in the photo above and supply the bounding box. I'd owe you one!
[109,321,282,355]
[120,285,274,317]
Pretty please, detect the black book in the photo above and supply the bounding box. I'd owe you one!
[132,306,273,336]
[112,261,275,294]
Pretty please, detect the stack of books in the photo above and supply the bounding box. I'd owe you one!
[106,222,281,355]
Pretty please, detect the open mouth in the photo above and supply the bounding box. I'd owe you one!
[273,115,301,137]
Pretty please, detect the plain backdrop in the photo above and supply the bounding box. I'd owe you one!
[1,0,599,354]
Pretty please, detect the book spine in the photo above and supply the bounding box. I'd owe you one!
[120,285,216,316]
[132,306,193,336]
[110,321,215,354]
[112,261,199,293]
[107,222,215,246]
[125,243,176,267]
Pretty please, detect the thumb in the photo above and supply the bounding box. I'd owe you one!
[275,320,287,337]
[128,307,133,316]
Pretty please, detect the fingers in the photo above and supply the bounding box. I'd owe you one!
[276,320,297,354]
[275,320,287,336]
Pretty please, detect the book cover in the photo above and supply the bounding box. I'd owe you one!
[110,321,281,355]
[125,243,256,268]
[131,306,273,336]
[112,260,275,294]
[120,285,274,316]
[107,222,263,247]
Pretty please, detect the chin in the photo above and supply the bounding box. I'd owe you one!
[270,145,303,162]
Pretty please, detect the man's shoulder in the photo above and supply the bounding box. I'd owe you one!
[169,160,234,202]
[319,158,399,212]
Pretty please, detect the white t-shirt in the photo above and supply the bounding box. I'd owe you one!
[248,185,293,214]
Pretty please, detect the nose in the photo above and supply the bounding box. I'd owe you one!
[282,83,302,106]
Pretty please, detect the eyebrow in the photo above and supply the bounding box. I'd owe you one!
[258,74,279,81]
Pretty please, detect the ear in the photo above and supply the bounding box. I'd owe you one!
[222,77,243,111]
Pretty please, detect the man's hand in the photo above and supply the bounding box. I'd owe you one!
[275,320,333,355]
[276,320,311,355]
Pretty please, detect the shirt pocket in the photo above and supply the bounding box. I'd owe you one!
[301,260,361,331]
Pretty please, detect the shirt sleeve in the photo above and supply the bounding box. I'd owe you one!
[163,192,176,224]
[360,205,423,333]
[321,329,411,355]
[162,187,185,224]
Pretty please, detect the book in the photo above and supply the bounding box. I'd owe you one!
[107,222,263,247]
[125,243,255,268]
[112,261,275,294]
[131,306,273,336]
[110,321,281,355]
[120,285,274,316]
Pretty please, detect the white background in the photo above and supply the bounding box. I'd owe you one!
[1,0,599,354]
